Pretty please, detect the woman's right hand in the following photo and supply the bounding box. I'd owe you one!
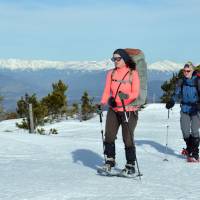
[96,104,103,114]
[108,97,117,108]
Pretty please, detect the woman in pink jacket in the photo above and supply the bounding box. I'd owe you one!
[100,49,140,175]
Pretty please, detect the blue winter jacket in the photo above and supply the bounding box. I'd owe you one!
[172,73,200,115]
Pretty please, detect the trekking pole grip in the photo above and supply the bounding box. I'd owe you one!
[119,91,129,122]
[118,91,126,108]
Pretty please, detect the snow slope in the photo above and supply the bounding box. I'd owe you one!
[0,104,199,200]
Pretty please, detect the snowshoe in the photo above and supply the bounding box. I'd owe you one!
[97,156,117,176]
[118,164,137,178]
[97,164,118,176]
[187,156,200,163]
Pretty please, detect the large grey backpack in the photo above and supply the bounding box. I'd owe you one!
[125,48,147,107]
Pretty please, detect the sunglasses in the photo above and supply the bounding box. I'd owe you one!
[111,57,122,62]
[183,70,191,73]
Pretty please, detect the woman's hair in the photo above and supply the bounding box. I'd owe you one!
[113,48,136,70]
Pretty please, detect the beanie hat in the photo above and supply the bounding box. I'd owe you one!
[184,61,194,68]
[113,49,131,63]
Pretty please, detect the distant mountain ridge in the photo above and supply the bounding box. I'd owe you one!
[0,58,183,72]
[0,58,113,71]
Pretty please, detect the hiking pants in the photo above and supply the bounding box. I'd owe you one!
[105,108,138,147]
[180,111,200,139]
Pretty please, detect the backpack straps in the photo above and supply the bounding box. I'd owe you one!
[129,70,134,92]
[196,76,200,101]
[179,76,200,101]
[111,68,133,84]
[111,68,134,99]
[113,71,130,100]
[176,78,183,96]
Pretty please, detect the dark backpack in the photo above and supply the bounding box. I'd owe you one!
[178,73,200,103]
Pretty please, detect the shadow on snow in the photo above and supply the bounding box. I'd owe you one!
[71,140,183,170]
[71,149,103,170]
[136,139,183,159]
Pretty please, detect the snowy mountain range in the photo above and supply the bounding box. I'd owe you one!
[0,58,183,72]
[0,59,184,111]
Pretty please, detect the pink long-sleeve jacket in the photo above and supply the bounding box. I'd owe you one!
[101,66,140,112]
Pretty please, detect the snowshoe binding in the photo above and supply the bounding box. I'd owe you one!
[118,164,138,178]
[97,158,117,176]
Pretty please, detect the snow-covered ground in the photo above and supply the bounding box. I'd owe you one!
[0,104,199,200]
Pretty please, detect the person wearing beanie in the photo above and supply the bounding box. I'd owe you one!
[166,62,200,162]
[99,48,140,175]
[185,61,194,68]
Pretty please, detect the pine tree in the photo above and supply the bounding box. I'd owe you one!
[160,65,200,103]
[160,73,178,103]
[42,80,68,119]
[81,91,95,120]
[16,93,48,129]
[16,80,68,131]
[16,97,27,118]
[72,103,79,113]
[67,103,79,118]
[33,102,48,126]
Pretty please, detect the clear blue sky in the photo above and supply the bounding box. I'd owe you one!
[0,0,200,63]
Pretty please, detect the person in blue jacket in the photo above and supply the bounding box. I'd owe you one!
[166,62,200,162]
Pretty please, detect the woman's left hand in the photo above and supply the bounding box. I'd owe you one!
[118,92,129,100]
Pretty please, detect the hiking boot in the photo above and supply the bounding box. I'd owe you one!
[184,136,192,155]
[100,157,115,173]
[121,163,135,175]
[101,163,112,172]
[105,157,115,167]
[191,137,199,155]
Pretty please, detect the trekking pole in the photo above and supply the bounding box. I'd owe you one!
[97,105,106,163]
[163,109,170,161]
[119,93,142,180]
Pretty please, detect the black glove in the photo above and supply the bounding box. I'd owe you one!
[96,104,102,115]
[166,99,175,109]
[118,91,129,100]
[108,97,117,108]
